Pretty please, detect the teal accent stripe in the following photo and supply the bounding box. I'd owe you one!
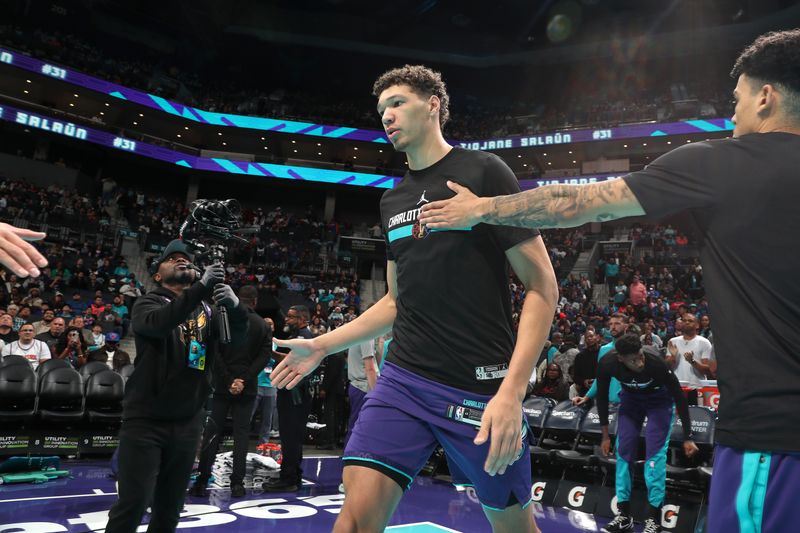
[387,225,472,243]
[751,453,772,532]
[175,160,192,168]
[644,407,675,507]
[520,497,534,510]
[736,451,773,533]
[108,91,127,99]
[148,94,180,116]
[212,158,245,174]
[388,225,413,243]
[481,503,505,512]
[342,456,413,486]
[686,119,725,132]
[615,433,632,503]
[453,483,475,487]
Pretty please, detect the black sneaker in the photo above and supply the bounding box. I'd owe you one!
[642,518,661,533]
[601,514,634,533]
[230,484,246,498]
[188,480,208,498]
[262,479,299,492]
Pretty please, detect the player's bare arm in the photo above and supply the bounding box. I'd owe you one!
[419,178,644,230]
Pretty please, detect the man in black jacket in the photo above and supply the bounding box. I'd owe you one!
[190,285,271,498]
[105,240,249,533]
[263,305,314,492]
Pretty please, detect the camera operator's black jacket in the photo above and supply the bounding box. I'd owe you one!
[124,282,249,421]
[213,307,272,396]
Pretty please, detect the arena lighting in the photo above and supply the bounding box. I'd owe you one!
[73,94,78,98]
[354,147,358,150]
[546,0,583,44]
[26,79,30,83]
[23,90,28,94]
[186,126,190,130]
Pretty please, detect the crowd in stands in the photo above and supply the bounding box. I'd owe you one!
[1,24,735,140]
[525,227,713,406]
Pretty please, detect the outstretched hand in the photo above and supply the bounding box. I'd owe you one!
[418,181,487,230]
[269,337,326,390]
[0,223,48,278]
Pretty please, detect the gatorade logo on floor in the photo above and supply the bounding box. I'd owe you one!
[662,504,680,528]
[567,486,586,507]
[531,481,547,501]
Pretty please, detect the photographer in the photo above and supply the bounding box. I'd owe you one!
[105,240,249,533]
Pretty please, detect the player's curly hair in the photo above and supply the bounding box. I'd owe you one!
[373,65,450,128]
[731,29,800,118]
[614,334,642,356]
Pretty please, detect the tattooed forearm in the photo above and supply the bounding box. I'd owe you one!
[483,180,643,229]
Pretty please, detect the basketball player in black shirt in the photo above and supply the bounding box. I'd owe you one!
[419,29,800,533]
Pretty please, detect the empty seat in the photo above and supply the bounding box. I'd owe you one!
[37,367,84,423]
[554,405,619,466]
[0,354,32,369]
[85,370,124,424]
[79,361,111,384]
[0,364,37,421]
[118,364,135,382]
[530,400,588,460]
[37,358,72,377]
[523,396,556,442]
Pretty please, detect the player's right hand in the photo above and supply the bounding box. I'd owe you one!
[572,396,589,406]
[270,338,326,390]
[601,437,612,457]
[0,222,48,278]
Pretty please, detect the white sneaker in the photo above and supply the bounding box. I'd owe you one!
[269,430,280,438]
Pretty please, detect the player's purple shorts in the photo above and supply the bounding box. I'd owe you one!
[343,362,532,511]
[707,445,800,533]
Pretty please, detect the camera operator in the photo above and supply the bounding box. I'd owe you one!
[105,240,249,533]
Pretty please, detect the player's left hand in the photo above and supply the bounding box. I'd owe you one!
[418,181,487,230]
[475,391,523,476]
[683,440,699,458]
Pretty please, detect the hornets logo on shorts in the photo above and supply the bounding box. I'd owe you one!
[412,220,429,239]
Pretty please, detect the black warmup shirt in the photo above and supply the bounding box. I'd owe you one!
[381,147,539,394]
[595,349,692,440]
[624,132,800,452]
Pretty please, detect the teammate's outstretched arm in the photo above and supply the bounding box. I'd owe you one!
[478,236,558,476]
[271,260,398,390]
[0,222,48,277]
[419,178,644,230]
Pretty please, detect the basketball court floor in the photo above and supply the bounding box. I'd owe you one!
[0,455,652,532]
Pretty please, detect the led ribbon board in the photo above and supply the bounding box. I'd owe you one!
[1,47,732,147]
[0,103,400,189]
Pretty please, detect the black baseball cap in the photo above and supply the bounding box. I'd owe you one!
[149,239,192,275]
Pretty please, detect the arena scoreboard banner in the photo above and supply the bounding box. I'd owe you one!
[0,103,401,189]
[2,46,732,147]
